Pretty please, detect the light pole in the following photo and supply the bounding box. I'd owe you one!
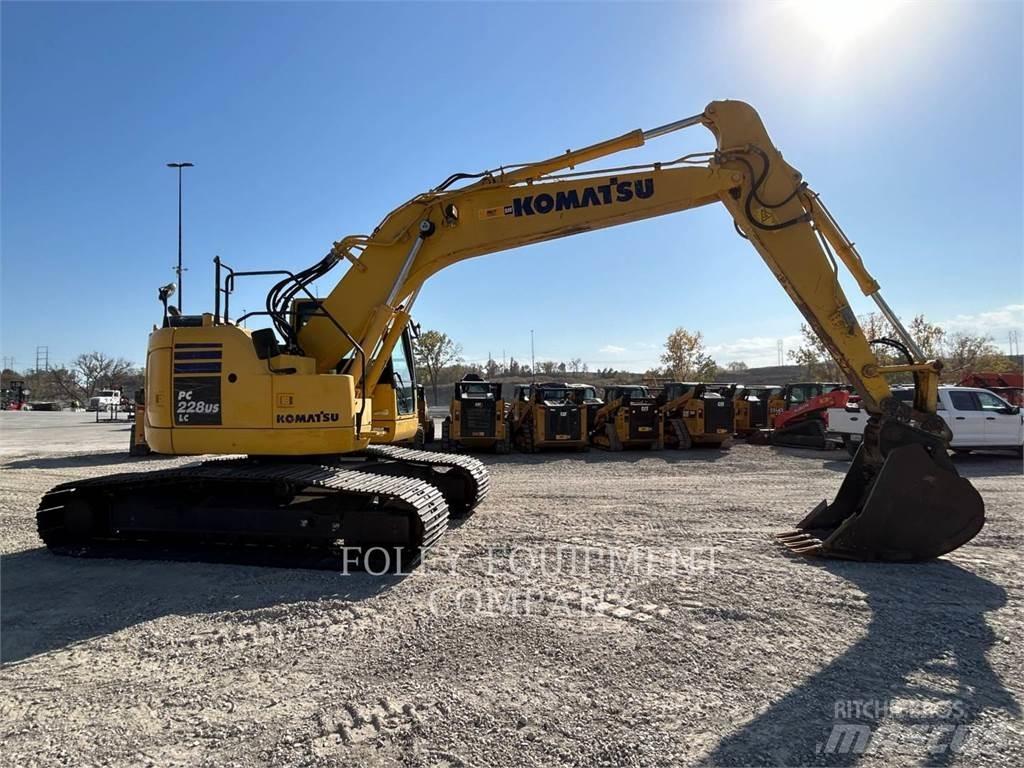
[166,162,194,311]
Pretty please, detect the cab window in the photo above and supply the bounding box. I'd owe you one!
[948,391,979,411]
[976,391,1010,411]
[389,337,415,415]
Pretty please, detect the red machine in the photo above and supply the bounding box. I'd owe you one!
[749,382,850,449]
[958,373,1024,406]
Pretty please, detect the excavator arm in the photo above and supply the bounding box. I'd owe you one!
[299,101,920,421]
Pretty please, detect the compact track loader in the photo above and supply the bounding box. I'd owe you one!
[589,385,661,450]
[440,374,508,453]
[656,382,734,449]
[735,385,782,436]
[749,382,850,449]
[508,383,588,452]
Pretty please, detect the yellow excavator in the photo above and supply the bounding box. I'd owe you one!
[37,100,984,565]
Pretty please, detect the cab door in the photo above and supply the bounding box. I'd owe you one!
[945,390,986,446]
[975,390,1022,447]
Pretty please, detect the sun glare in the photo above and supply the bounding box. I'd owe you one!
[788,0,904,55]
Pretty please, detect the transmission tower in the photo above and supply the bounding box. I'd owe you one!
[777,339,784,366]
[35,346,49,372]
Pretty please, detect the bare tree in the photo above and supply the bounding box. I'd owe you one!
[726,361,748,372]
[73,352,134,398]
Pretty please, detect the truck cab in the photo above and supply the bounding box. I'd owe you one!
[829,386,1023,456]
[88,389,122,412]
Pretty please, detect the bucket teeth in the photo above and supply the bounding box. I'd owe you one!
[776,530,823,556]
[776,531,811,542]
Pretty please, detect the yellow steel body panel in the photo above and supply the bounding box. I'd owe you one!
[144,324,369,455]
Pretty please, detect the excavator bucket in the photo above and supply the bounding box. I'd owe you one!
[777,421,985,562]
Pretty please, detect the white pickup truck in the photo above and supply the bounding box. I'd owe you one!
[828,385,1023,457]
[87,389,122,412]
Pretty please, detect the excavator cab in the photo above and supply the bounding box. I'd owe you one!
[369,326,421,445]
[590,385,660,451]
[657,382,733,449]
[441,374,508,453]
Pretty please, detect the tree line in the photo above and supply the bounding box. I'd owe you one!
[787,313,1017,384]
[1,352,142,405]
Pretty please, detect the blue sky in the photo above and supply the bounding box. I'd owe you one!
[2,1,1021,373]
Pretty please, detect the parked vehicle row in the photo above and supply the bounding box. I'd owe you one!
[426,376,1023,459]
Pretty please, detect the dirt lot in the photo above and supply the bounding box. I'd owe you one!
[1,412,1021,767]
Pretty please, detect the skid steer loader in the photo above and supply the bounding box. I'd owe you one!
[441,374,508,453]
[657,382,734,449]
[590,385,661,450]
[508,382,588,452]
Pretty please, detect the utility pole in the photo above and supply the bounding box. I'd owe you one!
[530,330,536,383]
[167,162,194,311]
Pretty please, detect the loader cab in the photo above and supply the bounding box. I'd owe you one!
[737,384,782,432]
[605,385,651,403]
[441,374,508,453]
[657,382,733,448]
[569,384,603,431]
[507,382,587,452]
[705,383,740,400]
[592,384,659,451]
[658,382,704,405]
[533,383,573,404]
[782,382,844,408]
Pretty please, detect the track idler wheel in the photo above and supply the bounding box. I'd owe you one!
[777,417,985,562]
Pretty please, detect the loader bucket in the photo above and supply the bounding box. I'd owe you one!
[777,440,985,562]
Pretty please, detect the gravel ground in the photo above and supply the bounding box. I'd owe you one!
[1,412,1022,767]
